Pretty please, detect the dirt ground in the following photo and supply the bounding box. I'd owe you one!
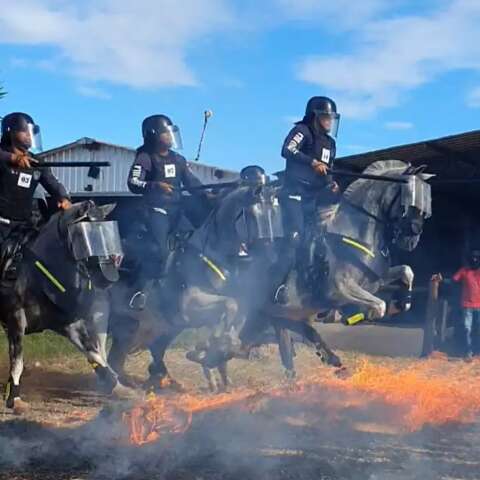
[0,346,479,480]
[0,346,413,427]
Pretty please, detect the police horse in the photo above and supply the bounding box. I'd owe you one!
[108,177,286,392]
[0,201,134,412]
[109,160,432,389]
[249,160,433,376]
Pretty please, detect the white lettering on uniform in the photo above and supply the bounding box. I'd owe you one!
[321,148,331,165]
[130,165,146,188]
[164,164,176,178]
[17,173,32,189]
[286,132,304,155]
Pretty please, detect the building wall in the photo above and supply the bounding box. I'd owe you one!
[38,139,239,197]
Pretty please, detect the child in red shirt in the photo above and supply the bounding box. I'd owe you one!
[452,250,480,358]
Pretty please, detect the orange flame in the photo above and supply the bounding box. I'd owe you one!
[123,354,480,445]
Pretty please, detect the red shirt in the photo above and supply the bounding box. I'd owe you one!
[452,267,480,308]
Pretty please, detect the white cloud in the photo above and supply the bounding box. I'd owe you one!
[76,85,112,100]
[384,121,414,130]
[297,0,480,118]
[466,86,480,108]
[0,0,231,88]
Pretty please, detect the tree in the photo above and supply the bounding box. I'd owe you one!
[0,84,6,100]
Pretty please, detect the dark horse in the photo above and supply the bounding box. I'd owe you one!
[108,179,285,392]
[253,160,433,376]
[0,201,134,412]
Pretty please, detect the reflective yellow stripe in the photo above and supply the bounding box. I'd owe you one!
[88,279,92,290]
[342,238,375,258]
[346,313,365,325]
[34,261,66,293]
[200,255,227,282]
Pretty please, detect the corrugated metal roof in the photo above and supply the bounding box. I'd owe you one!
[337,129,480,173]
[38,137,239,196]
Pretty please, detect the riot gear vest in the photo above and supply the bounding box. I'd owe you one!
[127,148,203,207]
[281,123,336,192]
[0,147,69,222]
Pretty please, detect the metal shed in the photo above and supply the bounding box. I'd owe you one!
[38,137,239,197]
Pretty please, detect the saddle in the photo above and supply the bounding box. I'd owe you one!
[0,225,37,287]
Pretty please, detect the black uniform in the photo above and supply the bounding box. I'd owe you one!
[281,122,336,236]
[127,147,202,276]
[0,146,69,242]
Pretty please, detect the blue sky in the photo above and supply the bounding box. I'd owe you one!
[0,0,479,174]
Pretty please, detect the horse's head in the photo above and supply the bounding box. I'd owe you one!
[211,166,284,256]
[342,160,432,253]
[59,200,123,287]
[238,166,284,248]
[388,166,432,252]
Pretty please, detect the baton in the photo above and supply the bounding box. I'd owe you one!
[31,160,111,168]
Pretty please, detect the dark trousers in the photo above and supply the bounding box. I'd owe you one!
[138,207,180,286]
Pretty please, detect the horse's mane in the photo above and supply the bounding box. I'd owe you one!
[343,159,409,200]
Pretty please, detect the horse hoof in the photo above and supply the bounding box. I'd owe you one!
[118,375,140,389]
[112,383,142,401]
[144,376,185,394]
[334,366,350,379]
[12,398,30,415]
[316,348,342,368]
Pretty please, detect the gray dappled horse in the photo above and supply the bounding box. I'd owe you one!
[0,201,133,412]
[262,160,432,376]
[108,181,284,392]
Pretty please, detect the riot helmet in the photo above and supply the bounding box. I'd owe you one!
[1,112,43,153]
[142,114,183,151]
[240,165,267,186]
[304,96,340,138]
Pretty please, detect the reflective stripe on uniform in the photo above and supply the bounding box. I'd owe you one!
[286,132,304,155]
[130,165,147,189]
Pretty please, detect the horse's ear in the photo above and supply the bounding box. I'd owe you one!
[97,203,117,219]
[403,164,428,175]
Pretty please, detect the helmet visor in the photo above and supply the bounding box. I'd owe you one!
[314,111,340,139]
[26,123,43,153]
[164,125,183,150]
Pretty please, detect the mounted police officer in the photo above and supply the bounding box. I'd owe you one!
[0,112,71,270]
[127,114,204,310]
[275,96,341,302]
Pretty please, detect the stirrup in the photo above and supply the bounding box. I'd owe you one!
[129,291,147,311]
[273,284,289,305]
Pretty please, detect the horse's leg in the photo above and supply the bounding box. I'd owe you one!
[275,317,342,367]
[107,314,140,388]
[146,332,182,392]
[62,320,118,393]
[334,274,387,321]
[273,322,296,379]
[203,365,219,392]
[217,361,231,391]
[5,308,29,412]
